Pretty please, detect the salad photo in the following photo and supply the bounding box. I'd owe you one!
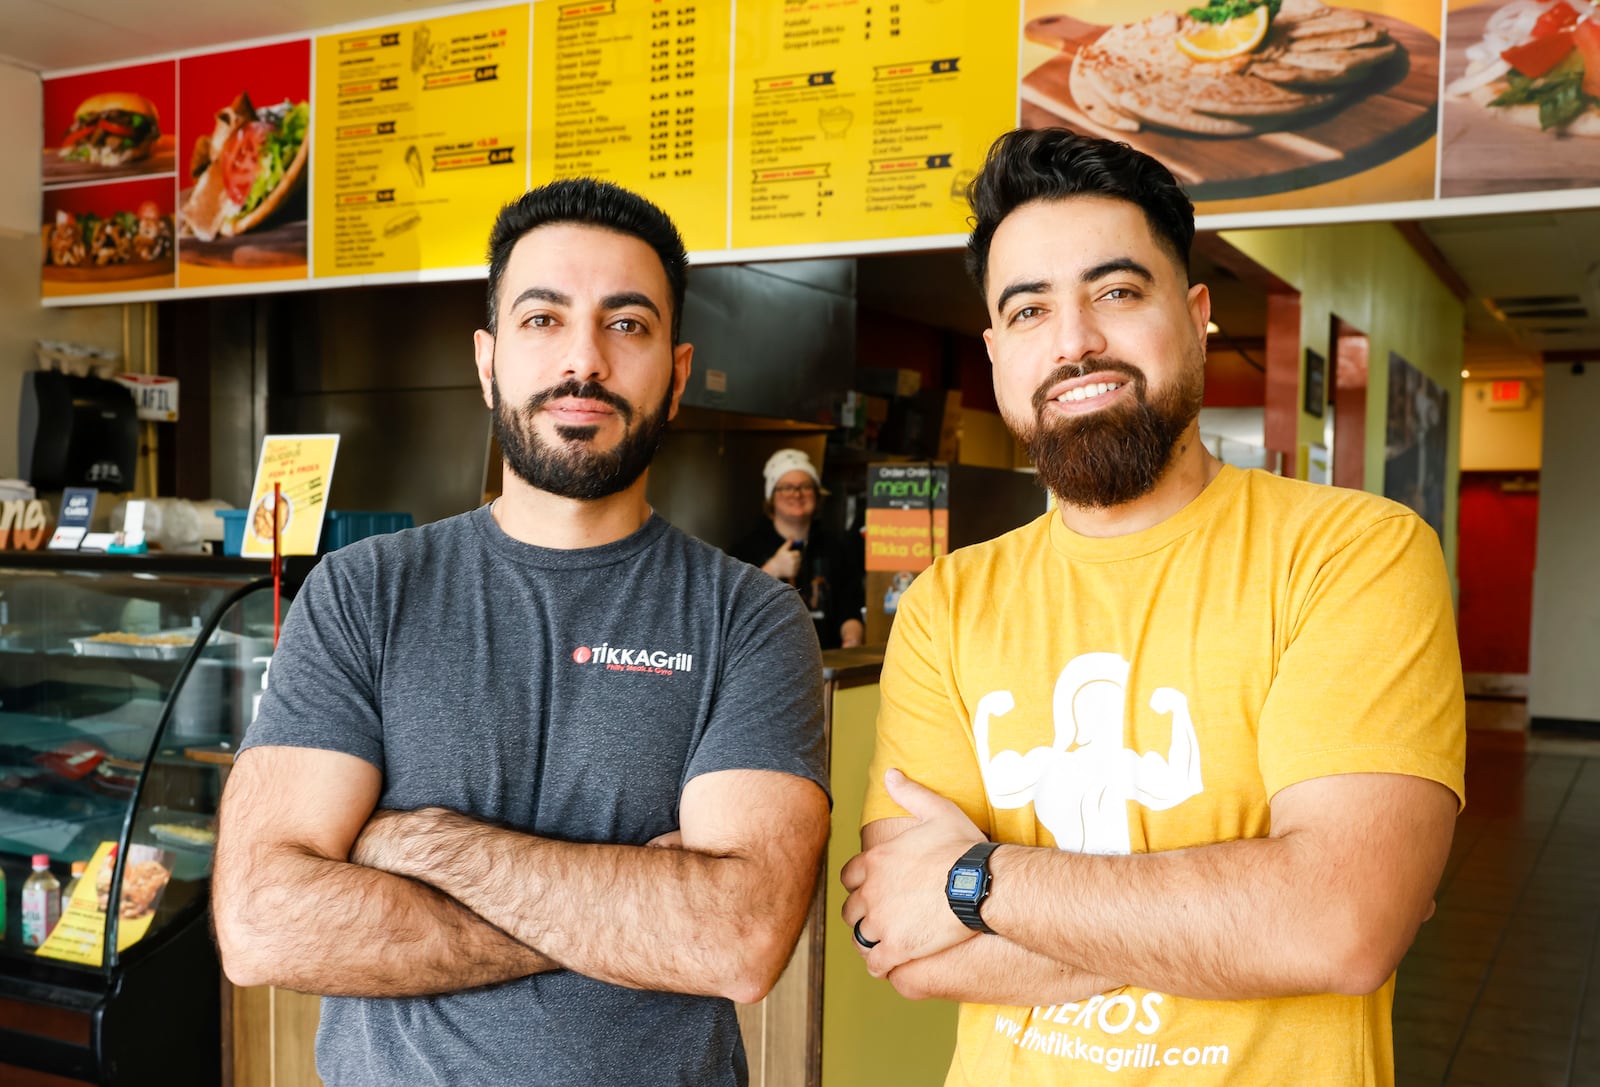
[1440,0,1600,196]
[1446,0,1600,133]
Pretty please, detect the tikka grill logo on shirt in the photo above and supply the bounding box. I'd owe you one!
[572,642,694,673]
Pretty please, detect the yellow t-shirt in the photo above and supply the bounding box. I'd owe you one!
[862,466,1465,1087]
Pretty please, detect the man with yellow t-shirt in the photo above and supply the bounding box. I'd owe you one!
[840,128,1465,1087]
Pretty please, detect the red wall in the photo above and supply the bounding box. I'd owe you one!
[1457,473,1539,674]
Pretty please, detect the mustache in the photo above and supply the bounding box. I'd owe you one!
[520,379,634,424]
[1031,359,1148,417]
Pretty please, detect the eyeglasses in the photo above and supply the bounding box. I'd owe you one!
[773,483,818,497]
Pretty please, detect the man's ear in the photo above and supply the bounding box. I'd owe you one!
[1186,283,1212,347]
[667,341,693,421]
[473,329,496,410]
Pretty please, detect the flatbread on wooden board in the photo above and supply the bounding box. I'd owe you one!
[1069,49,1142,132]
[1061,2,1401,136]
[1469,82,1600,137]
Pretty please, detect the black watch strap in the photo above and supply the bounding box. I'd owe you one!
[947,841,1000,935]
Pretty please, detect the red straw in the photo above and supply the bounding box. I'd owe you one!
[272,481,282,646]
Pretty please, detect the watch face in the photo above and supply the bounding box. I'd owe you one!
[948,867,982,901]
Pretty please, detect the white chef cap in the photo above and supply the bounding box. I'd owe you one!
[763,448,823,499]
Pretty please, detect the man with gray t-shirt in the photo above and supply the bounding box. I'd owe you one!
[213,179,831,1086]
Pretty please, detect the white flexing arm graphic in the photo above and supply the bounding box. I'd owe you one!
[1133,687,1203,809]
[975,690,1052,809]
[974,654,1205,855]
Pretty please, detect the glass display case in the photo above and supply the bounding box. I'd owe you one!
[0,553,284,1086]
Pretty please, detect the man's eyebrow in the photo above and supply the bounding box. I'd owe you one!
[601,292,662,319]
[1081,258,1154,284]
[508,286,570,311]
[995,279,1050,314]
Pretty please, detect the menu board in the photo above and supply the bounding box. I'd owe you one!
[35,0,1600,305]
[531,0,733,252]
[731,0,1017,250]
[312,5,531,277]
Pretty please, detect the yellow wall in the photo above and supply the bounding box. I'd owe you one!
[823,683,959,1087]
[1460,378,1542,472]
[1219,224,1465,574]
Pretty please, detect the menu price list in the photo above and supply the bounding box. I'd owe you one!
[531,0,731,252]
[731,0,1016,249]
[313,5,531,276]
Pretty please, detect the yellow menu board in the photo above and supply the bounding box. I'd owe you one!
[313,6,531,276]
[531,0,732,252]
[731,0,1017,250]
[241,434,340,559]
[36,842,173,966]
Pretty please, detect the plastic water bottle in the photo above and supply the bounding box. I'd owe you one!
[62,860,87,906]
[21,855,61,948]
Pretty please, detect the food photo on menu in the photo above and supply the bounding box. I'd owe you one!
[40,177,176,296]
[1441,0,1600,195]
[179,92,309,244]
[176,40,311,279]
[40,60,177,187]
[1018,0,1441,203]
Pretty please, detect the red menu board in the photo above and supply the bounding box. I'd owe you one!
[176,40,312,289]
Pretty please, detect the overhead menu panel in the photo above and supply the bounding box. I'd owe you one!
[730,0,1018,250]
[531,0,733,252]
[312,5,532,278]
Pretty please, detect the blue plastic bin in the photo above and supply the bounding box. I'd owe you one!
[319,510,414,553]
[218,510,248,556]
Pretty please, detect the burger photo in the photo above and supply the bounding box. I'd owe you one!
[58,92,162,167]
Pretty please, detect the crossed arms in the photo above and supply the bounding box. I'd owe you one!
[214,745,830,1003]
[841,767,1456,1006]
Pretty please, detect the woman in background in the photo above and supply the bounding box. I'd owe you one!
[732,449,865,649]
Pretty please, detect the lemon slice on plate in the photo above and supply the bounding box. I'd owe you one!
[1176,6,1270,61]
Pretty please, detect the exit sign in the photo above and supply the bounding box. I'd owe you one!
[1487,380,1528,411]
[113,373,179,422]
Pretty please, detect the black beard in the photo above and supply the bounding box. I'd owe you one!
[493,373,673,501]
[1019,355,1203,510]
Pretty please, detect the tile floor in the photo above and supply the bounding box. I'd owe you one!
[1394,723,1600,1087]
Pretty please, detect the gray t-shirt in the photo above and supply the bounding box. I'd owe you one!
[240,506,828,1086]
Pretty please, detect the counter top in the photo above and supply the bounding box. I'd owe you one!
[821,646,885,685]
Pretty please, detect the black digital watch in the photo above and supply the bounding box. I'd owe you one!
[946,842,1000,935]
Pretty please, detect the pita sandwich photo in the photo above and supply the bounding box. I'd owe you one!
[176,40,311,284]
[179,92,309,248]
[1020,0,1440,203]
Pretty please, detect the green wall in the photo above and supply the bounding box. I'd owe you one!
[1219,224,1464,577]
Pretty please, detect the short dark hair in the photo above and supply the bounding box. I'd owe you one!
[965,129,1195,298]
[485,178,689,341]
